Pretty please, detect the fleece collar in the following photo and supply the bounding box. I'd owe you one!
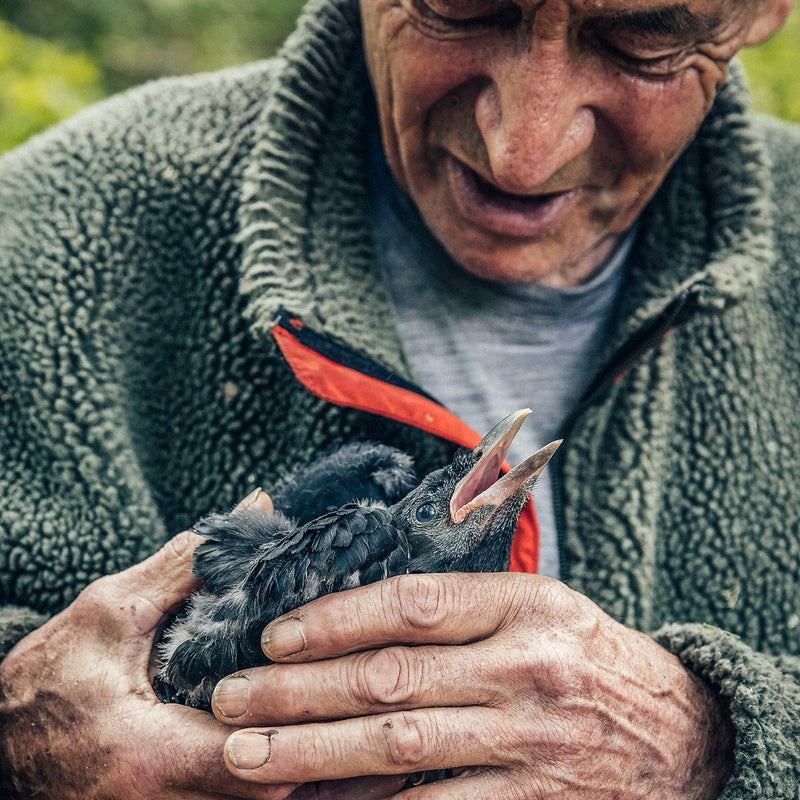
[236,0,776,370]
[236,0,410,375]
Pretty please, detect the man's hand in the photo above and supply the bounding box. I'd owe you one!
[0,529,303,800]
[212,572,735,799]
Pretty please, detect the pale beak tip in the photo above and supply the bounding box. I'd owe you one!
[529,439,563,477]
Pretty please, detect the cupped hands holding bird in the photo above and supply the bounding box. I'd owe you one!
[0,408,729,800]
[0,528,733,800]
[215,569,734,800]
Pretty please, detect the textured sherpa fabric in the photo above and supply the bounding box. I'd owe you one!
[0,0,799,794]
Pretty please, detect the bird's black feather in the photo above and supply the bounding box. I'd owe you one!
[268,441,417,523]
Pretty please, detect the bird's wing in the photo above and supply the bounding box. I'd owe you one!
[269,442,417,524]
[159,501,411,710]
[192,508,295,591]
[246,503,411,615]
[192,442,417,591]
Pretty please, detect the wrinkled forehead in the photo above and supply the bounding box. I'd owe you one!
[357,0,772,63]
[358,0,757,23]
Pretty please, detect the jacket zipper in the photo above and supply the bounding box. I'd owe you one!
[552,275,709,583]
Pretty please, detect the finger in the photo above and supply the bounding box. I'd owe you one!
[171,792,284,800]
[82,484,276,641]
[213,642,505,726]
[118,488,274,636]
[395,768,532,800]
[242,487,275,515]
[222,707,499,785]
[261,572,559,662]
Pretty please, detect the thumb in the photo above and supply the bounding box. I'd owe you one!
[100,529,204,636]
[99,487,273,637]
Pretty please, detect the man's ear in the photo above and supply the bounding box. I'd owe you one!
[744,0,794,46]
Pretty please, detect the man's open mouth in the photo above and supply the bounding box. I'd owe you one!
[447,156,579,238]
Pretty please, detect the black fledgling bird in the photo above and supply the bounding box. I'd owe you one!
[156,410,560,710]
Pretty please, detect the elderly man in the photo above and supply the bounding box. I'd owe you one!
[0,0,797,797]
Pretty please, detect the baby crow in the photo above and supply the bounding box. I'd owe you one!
[155,409,560,711]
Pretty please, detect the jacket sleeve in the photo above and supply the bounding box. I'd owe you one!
[0,608,49,661]
[0,61,278,655]
[0,95,177,651]
[655,623,800,798]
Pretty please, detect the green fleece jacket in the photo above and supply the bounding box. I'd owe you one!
[1,0,799,794]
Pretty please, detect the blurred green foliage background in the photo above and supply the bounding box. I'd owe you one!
[0,0,798,154]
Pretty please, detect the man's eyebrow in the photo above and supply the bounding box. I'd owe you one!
[605,5,723,36]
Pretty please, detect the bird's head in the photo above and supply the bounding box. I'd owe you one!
[392,409,561,573]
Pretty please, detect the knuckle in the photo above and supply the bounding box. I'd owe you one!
[292,728,341,775]
[510,640,576,700]
[159,529,198,564]
[498,641,540,690]
[354,647,420,707]
[527,577,589,625]
[379,712,429,769]
[384,574,451,633]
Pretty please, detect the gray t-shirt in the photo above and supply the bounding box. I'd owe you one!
[368,132,630,578]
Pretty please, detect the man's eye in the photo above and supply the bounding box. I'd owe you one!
[585,23,690,79]
[415,502,438,523]
[599,40,687,78]
[407,0,521,33]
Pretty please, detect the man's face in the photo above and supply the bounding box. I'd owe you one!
[361,0,784,285]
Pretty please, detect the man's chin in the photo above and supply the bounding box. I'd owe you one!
[443,245,567,285]
[435,230,622,287]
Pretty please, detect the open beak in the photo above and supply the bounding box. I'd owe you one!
[448,409,531,523]
[446,409,528,520]
[451,440,562,523]
[448,408,561,524]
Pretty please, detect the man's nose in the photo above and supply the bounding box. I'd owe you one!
[474,40,597,192]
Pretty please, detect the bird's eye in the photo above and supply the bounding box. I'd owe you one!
[415,503,437,523]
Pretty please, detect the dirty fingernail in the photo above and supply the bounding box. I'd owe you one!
[227,730,274,770]
[213,675,251,719]
[262,617,307,658]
